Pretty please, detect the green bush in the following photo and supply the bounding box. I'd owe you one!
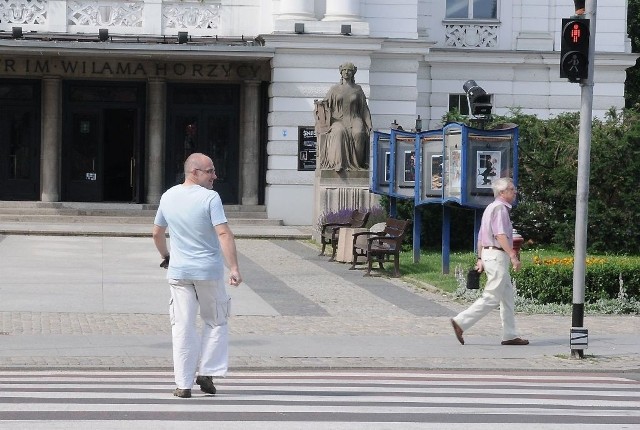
[513,256,640,304]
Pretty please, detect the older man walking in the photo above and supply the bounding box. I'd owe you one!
[450,177,529,346]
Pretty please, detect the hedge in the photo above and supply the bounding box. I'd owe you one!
[513,256,640,304]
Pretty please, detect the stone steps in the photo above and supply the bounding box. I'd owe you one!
[0,202,283,226]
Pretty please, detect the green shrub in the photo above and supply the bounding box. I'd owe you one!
[513,255,640,304]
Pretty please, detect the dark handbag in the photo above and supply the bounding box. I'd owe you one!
[467,268,480,290]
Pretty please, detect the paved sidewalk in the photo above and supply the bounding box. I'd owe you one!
[0,233,638,373]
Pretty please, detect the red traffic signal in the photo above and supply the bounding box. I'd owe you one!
[560,18,590,82]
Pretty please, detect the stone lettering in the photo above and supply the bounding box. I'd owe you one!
[92,62,114,74]
[60,61,78,73]
[133,63,147,75]
[237,64,260,79]
[34,60,49,73]
[155,63,168,76]
[116,62,131,74]
[173,63,186,76]
[4,59,16,72]
[0,57,265,80]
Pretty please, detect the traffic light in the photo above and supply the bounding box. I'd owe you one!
[560,18,590,82]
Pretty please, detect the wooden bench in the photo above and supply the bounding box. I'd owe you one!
[350,218,411,277]
[319,209,370,261]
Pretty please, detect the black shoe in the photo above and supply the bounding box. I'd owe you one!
[173,388,191,398]
[196,375,216,395]
[501,337,529,345]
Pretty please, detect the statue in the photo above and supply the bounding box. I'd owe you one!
[314,62,372,172]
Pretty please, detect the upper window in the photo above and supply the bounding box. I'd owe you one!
[449,94,470,115]
[446,0,497,19]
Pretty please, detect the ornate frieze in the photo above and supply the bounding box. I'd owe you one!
[67,1,143,27]
[0,0,47,25]
[163,1,221,30]
[445,24,498,48]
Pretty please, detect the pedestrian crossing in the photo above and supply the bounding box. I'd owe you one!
[0,370,638,429]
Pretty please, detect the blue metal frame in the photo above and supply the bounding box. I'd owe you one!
[371,123,519,273]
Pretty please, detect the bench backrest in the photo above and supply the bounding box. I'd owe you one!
[350,210,370,228]
[383,218,411,241]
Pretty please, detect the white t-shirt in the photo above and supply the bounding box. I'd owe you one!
[154,184,228,280]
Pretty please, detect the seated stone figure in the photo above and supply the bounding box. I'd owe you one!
[314,62,372,172]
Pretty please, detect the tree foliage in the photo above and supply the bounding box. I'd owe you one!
[499,109,640,254]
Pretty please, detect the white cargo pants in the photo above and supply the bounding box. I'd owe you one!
[453,249,519,341]
[168,278,230,389]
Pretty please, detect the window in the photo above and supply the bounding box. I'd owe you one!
[446,0,497,19]
[449,94,470,115]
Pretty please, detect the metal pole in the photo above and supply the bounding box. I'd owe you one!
[442,205,451,274]
[413,205,421,263]
[571,0,596,359]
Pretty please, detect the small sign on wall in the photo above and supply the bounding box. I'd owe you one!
[298,126,317,171]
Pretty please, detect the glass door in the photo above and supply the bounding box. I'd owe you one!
[168,111,239,204]
[65,111,102,201]
[0,81,40,200]
[62,82,145,202]
[166,84,240,204]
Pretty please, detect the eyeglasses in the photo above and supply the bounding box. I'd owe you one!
[195,168,215,174]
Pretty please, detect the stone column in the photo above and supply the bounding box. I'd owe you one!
[240,80,260,206]
[323,0,360,21]
[146,78,166,204]
[278,0,316,20]
[41,77,61,202]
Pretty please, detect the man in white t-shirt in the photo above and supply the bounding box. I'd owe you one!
[153,152,242,398]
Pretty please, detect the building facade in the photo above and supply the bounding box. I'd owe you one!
[0,0,635,224]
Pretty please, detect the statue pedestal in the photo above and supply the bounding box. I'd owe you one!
[313,169,377,242]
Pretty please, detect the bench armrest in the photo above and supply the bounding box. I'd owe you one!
[321,222,350,234]
[367,235,398,243]
[352,231,381,240]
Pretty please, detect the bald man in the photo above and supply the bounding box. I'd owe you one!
[153,152,242,398]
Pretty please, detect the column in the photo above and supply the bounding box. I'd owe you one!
[41,77,61,202]
[323,0,360,21]
[146,78,166,204]
[239,81,260,206]
[278,0,316,20]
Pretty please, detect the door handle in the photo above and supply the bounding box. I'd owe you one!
[130,157,135,188]
[92,158,95,171]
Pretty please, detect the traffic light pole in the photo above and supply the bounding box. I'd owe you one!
[571,0,596,359]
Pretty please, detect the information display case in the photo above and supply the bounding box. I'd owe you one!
[372,122,518,210]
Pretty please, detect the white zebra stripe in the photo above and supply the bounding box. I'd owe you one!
[0,369,637,429]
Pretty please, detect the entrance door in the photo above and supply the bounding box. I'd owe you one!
[0,81,40,200]
[62,83,144,202]
[167,84,240,204]
[103,109,137,201]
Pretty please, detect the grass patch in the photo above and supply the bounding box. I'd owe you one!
[398,249,475,293]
